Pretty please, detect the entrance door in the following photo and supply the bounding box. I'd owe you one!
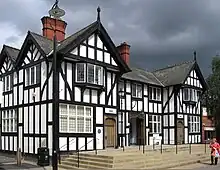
[105,118,116,147]
[177,121,184,144]
[137,118,144,145]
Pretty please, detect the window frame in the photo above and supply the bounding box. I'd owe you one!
[132,83,142,98]
[25,64,40,86]
[149,86,161,101]
[2,109,17,133]
[76,63,104,86]
[59,104,93,133]
[183,88,197,102]
[149,115,161,133]
[4,74,13,92]
[189,116,200,133]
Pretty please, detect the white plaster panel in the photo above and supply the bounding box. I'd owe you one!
[14,137,17,151]
[24,107,28,133]
[41,104,46,134]
[88,47,95,59]
[79,45,86,57]
[24,137,28,153]
[96,107,103,124]
[48,126,53,156]
[88,35,95,46]
[97,36,103,49]
[99,92,105,105]
[126,81,131,93]
[69,137,76,151]
[126,94,131,110]
[83,89,90,103]
[91,90,98,104]
[184,128,188,144]
[87,137,94,150]
[78,138,86,151]
[170,129,175,144]
[35,105,39,134]
[149,102,153,112]
[144,97,148,112]
[59,137,67,151]
[169,114,174,126]
[97,50,102,61]
[29,137,34,154]
[10,136,13,151]
[48,103,52,122]
[74,87,81,102]
[29,106,33,134]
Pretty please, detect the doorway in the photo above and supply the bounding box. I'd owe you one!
[177,121,184,144]
[137,118,144,145]
[105,118,116,147]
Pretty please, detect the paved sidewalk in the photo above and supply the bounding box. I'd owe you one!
[0,155,52,170]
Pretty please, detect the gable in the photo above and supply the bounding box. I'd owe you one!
[21,44,44,67]
[16,31,47,68]
[58,21,130,73]
[70,33,118,66]
[0,55,14,74]
[184,69,203,88]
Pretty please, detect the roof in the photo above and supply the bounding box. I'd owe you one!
[152,60,195,86]
[122,67,163,86]
[3,45,20,61]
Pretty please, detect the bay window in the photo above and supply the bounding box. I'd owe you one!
[183,88,197,102]
[189,116,200,133]
[26,64,40,86]
[76,63,104,86]
[149,87,161,101]
[132,83,142,98]
[149,115,161,133]
[59,104,93,133]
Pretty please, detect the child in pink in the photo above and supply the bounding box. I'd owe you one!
[210,138,220,165]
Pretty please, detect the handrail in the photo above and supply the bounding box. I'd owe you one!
[76,137,99,168]
[60,138,76,150]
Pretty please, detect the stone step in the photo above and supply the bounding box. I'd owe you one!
[113,153,208,168]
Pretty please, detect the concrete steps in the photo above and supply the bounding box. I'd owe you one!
[58,144,210,169]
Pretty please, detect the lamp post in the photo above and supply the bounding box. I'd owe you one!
[48,1,65,170]
[119,88,125,151]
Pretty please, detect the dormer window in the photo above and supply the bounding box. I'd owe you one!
[4,74,13,92]
[76,63,104,86]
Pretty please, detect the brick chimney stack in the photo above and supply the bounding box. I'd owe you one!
[117,42,130,65]
[41,16,67,41]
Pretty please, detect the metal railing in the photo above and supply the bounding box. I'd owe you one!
[58,138,76,164]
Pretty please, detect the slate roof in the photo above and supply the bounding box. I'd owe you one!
[4,45,20,61]
[122,67,163,86]
[152,60,195,86]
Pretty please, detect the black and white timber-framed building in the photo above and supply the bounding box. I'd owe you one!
[0,2,207,156]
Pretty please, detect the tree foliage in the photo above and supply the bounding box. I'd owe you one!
[204,56,220,125]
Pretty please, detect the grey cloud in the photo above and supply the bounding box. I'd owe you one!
[1,0,220,76]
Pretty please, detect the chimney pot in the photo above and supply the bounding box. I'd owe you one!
[41,16,67,41]
[117,42,130,65]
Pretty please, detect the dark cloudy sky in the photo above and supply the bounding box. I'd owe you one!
[1,0,220,77]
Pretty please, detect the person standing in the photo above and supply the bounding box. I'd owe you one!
[210,138,220,165]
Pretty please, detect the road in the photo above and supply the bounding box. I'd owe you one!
[170,161,220,170]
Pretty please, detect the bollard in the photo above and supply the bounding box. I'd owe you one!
[176,144,178,154]
[143,143,145,154]
[189,143,192,154]
[205,142,207,154]
[160,140,163,154]
[153,137,155,150]
[17,148,22,166]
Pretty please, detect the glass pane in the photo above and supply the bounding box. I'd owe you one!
[76,63,85,82]
[137,84,142,97]
[6,76,9,90]
[156,88,161,100]
[77,106,84,116]
[87,64,94,83]
[69,117,76,132]
[60,116,68,132]
[149,122,152,132]
[85,107,91,116]
[95,66,102,85]
[149,87,152,99]
[85,118,92,132]
[158,123,161,133]
[69,105,76,116]
[132,84,136,97]
[153,123,157,133]
[60,105,67,115]
[36,64,41,83]
[77,117,84,132]
[153,88,156,100]
[30,67,35,84]
[26,69,30,85]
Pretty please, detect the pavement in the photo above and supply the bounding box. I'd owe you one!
[0,154,52,170]
[170,160,220,170]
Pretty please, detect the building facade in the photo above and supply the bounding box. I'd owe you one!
[0,4,207,156]
[202,107,215,142]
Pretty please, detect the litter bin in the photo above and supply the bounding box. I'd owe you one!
[37,147,50,166]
